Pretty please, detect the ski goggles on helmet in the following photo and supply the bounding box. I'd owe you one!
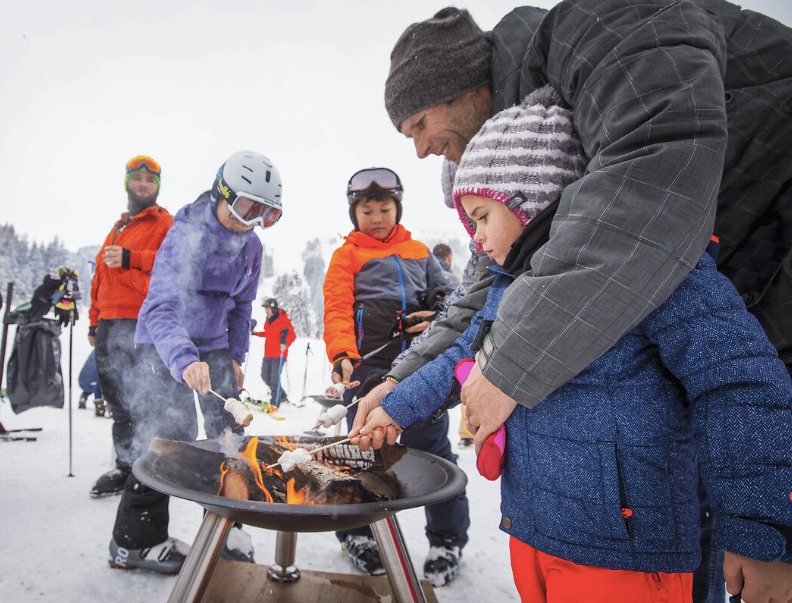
[126,156,161,176]
[228,192,282,228]
[347,168,403,204]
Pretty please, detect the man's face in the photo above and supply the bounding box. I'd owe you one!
[355,196,398,241]
[399,89,490,165]
[127,171,159,208]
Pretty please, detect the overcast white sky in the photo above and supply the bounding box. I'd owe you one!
[2,0,791,268]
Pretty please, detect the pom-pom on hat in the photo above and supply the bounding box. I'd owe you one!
[452,85,586,242]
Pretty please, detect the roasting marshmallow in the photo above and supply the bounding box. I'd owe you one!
[224,397,253,427]
[316,404,348,428]
[325,383,346,399]
[277,448,312,472]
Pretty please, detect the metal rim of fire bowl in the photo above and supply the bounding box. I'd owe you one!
[132,438,468,533]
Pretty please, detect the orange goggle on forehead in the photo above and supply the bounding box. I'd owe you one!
[126,156,161,175]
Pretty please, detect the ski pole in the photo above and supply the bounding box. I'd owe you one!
[274,348,284,408]
[300,342,312,404]
[67,307,74,477]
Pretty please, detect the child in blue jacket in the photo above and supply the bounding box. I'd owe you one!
[351,87,792,602]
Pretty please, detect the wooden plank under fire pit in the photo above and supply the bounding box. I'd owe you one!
[198,559,440,603]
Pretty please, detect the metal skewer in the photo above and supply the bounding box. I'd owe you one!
[265,437,352,470]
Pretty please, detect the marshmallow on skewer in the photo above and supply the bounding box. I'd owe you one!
[325,382,346,399]
[316,404,348,428]
[224,397,253,427]
[277,448,312,472]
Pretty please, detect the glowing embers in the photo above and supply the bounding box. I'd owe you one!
[219,436,305,504]
[214,435,406,506]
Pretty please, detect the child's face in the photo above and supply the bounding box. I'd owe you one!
[459,194,524,265]
[355,196,398,241]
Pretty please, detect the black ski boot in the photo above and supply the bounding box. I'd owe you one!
[94,397,107,417]
[91,465,131,498]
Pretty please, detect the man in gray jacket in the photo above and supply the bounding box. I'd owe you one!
[354,2,792,602]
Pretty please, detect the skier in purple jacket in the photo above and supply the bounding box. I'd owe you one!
[106,151,283,575]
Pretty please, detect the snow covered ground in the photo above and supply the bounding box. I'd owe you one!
[0,327,518,603]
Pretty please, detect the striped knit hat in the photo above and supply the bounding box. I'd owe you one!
[452,85,586,242]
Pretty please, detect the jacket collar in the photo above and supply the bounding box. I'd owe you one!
[343,224,411,249]
[116,204,163,230]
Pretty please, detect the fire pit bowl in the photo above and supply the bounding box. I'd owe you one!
[133,437,467,533]
[306,394,338,409]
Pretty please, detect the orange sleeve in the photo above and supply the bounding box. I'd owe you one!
[88,229,115,328]
[322,246,361,364]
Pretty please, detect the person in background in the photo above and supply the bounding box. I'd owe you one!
[432,243,460,289]
[322,167,466,587]
[354,86,792,603]
[252,297,296,409]
[105,150,282,574]
[77,349,103,412]
[88,155,172,498]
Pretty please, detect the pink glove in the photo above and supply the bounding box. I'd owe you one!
[454,358,506,480]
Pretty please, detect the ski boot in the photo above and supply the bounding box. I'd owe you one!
[108,537,189,574]
[94,397,107,417]
[423,545,462,587]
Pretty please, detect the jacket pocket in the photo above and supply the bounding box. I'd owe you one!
[528,436,630,546]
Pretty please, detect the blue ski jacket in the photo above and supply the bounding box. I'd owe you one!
[135,193,262,382]
[382,251,792,573]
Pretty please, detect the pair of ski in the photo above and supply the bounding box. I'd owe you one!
[0,425,42,442]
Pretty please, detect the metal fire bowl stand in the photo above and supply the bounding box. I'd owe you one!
[133,438,468,603]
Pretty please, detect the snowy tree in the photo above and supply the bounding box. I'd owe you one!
[302,238,325,337]
[0,224,92,314]
[259,244,275,280]
[270,270,316,338]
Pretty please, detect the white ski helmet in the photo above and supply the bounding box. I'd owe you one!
[212,150,283,228]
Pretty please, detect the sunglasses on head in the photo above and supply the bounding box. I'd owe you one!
[347,168,402,202]
[126,156,161,175]
[228,192,282,228]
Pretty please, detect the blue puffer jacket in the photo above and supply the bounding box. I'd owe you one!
[135,193,262,382]
[382,252,792,573]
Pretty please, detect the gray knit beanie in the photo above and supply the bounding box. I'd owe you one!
[385,7,491,131]
[453,85,586,241]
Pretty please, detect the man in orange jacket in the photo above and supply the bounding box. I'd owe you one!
[253,298,296,408]
[88,156,173,498]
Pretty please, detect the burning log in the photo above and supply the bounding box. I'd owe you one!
[240,435,406,505]
[146,436,406,506]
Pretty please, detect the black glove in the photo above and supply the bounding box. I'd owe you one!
[54,306,73,327]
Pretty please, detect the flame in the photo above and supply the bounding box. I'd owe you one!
[286,478,305,504]
[218,461,229,493]
[217,436,316,505]
[239,437,274,503]
[277,435,298,450]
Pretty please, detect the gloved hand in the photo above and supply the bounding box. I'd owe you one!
[54,305,76,327]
